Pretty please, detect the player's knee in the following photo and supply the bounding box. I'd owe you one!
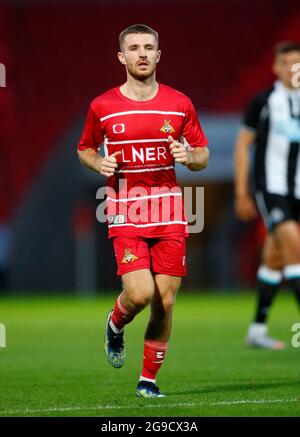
[129,294,152,310]
[274,228,300,264]
[285,242,300,262]
[262,241,283,270]
[160,288,177,314]
[126,286,154,310]
[162,293,175,314]
[263,252,283,270]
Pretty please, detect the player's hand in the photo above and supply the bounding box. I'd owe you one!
[99,151,121,177]
[234,194,258,222]
[168,135,191,166]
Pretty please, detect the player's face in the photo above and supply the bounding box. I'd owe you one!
[118,33,161,81]
[273,51,300,89]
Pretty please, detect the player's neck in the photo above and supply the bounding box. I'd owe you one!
[120,76,159,101]
[278,79,299,92]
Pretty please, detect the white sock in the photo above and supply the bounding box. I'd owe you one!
[109,318,123,334]
[257,265,282,284]
[139,376,156,384]
[283,264,300,280]
[248,322,267,337]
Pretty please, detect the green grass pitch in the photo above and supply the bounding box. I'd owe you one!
[0,291,299,417]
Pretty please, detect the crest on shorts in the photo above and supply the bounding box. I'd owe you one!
[121,248,139,264]
[160,119,175,134]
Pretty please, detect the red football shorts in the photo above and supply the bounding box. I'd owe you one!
[112,235,187,277]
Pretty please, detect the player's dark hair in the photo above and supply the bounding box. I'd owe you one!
[119,24,158,51]
[274,41,300,57]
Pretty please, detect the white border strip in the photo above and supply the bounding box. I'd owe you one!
[100,110,185,122]
[0,398,298,415]
[107,138,169,145]
[103,135,108,157]
[108,221,187,228]
[107,193,182,202]
[115,165,174,174]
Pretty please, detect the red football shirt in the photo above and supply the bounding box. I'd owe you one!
[78,83,208,238]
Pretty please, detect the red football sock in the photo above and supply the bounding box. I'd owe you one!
[110,295,135,331]
[141,339,168,382]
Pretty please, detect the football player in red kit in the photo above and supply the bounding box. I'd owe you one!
[77,24,209,397]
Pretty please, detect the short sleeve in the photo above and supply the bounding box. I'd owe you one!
[77,104,103,152]
[242,90,271,132]
[182,98,208,149]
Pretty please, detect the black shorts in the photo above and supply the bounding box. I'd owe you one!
[255,191,300,232]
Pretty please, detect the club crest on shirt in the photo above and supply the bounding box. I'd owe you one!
[121,248,139,264]
[160,119,175,134]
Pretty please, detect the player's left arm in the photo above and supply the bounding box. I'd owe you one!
[172,97,209,171]
[169,136,209,171]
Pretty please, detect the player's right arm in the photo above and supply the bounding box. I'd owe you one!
[234,92,267,222]
[77,103,121,177]
[77,148,121,177]
[234,127,257,221]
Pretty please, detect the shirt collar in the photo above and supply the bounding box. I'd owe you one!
[275,80,300,98]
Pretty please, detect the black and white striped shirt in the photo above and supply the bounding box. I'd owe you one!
[243,80,300,198]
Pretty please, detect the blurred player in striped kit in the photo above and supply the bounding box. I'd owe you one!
[234,42,300,349]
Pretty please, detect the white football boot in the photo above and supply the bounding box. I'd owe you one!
[246,322,286,350]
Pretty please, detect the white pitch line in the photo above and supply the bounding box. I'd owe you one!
[0,398,298,415]
[210,398,299,406]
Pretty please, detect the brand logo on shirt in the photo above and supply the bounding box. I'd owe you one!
[112,123,125,134]
[121,146,167,164]
[160,120,175,134]
[122,248,139,264]
[108,215,125,225]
